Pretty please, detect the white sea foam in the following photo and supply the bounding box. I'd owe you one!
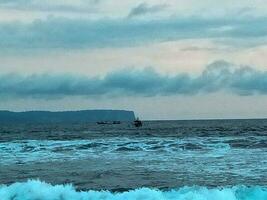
[0,180,266,200]
[0,137,231,163]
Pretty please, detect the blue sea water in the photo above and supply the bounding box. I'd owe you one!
[0,120,267,199]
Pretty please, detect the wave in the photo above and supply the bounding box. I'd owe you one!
[0,180,266,200]
[1,136,267,166]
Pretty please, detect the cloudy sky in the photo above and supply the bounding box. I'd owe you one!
[1,0,267,119]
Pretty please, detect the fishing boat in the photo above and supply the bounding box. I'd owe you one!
[134,118,142,127]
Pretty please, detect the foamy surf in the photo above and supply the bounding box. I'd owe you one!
[0,180,266,200]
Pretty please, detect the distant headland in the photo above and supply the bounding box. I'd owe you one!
[0,110,135,123]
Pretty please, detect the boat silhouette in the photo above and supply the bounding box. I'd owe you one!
[134,118,142,127]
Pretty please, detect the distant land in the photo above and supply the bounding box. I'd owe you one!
[0,110,135,123]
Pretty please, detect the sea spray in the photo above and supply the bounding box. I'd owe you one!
[0,180,266,200]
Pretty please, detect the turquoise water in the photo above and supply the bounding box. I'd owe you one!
[0,180,267,200]
[0,120,267,199]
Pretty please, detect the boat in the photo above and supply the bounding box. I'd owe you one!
[97,121,121,125]
[96,121,109,125]
[134,118,142,127]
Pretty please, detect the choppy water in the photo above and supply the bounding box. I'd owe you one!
[0,119,267,199]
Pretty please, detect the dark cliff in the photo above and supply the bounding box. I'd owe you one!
[0,110,135,123]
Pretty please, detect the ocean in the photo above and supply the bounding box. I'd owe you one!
[0,119,267,199]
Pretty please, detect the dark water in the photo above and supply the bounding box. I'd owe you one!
[0,120,267,199]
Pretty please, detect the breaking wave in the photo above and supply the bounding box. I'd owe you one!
[0,138,233,164]
[0,180,266,200]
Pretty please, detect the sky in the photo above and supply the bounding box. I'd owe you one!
[1,0,267,120]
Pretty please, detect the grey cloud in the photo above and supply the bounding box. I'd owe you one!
[0,61,267,99]
[128,3,167,18]
[0,16,267,50]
